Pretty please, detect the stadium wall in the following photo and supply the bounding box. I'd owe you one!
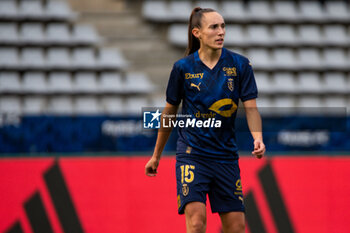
[1,156,349,233]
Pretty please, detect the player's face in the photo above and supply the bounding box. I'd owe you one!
[195,12,225,50]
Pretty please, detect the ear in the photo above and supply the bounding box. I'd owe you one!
[192,27,201,40]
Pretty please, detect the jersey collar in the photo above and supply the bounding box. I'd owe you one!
[194,48,226,73]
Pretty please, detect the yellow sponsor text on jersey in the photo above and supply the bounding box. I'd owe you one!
[209,98,238,117]
[223,67,237,76]
[185,72,204,79]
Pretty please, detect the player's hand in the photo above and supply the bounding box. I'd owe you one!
[252,139,265,159]
[145,157,160,177]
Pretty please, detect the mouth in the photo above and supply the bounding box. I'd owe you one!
[215,38,224,44]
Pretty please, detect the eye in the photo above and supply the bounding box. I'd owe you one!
[211,24,218,29]
[221,24,226,29]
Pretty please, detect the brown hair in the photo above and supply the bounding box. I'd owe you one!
[185,7,216,56]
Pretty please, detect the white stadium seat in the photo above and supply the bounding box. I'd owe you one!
[47,23,71,43]
[225,25,245,46]
[299,1,324,21]
[324,96,347,109]
[0,97,22,114]
[21,48,45,68]
[125,97,149,115]
[248,1,272,20]
[124,72,155,93]
[325,1,350,20]
[73,25,99,44]
[75,96,100,114]
[297,96,323,112]
[48,72,73,93]
[298,49,321,68]
[324,25,348,44]
[98,48,127,69]
[0,48,19,68]
[0,72,21,92]
[74,72,98,93]
[22,72,47,93]
[99,72,123,92]
[273,72,298,94]
[272,25,296,44]
[323,72,348,93]
[256,96,274,108]
[247,48,271,68]
[20,23,45,43]
[247,25,271,45]
[101,97,124,115]
[195,1,218,10]
[142,1,169,21]
[23,97,46,115]
[169,1,192,21]
[168,24,187,47]
[0,0,18,18]
[0,23,18,43]
[46,0,74,19]
[47,48,71,68]
[323,48,348,69]
[298,25,322,45]
[49,96,74,115]
[273,1,298,21]
[298,72,322,93]
[254,72,272,93]
[274,96,296,108]
[273,48,297,69]
[19,0,44,18]
[221,1,247,21]
[73,48,96,68]
[273,96,297,115]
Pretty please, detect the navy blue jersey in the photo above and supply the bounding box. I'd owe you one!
[166,48,257,160]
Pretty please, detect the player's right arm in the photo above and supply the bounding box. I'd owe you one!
[145,102,179,176]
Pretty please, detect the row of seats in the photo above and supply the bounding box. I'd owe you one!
[143,0,350,23]
[0,47,127,70]
[1,95,348,115]
[240,48,350,70]
[257,96,350,115]
[0,0,75,21]
[255,72,350,94]
[0,96,153,115]
[169,24,350,47]
[0,71,154,94]
[0,23,99,45]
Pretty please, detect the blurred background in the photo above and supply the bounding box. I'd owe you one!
[0,0,349,233]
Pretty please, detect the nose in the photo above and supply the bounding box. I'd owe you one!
[218,26,225,37]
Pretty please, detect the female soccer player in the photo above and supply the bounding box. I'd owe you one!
[145,7,265,233]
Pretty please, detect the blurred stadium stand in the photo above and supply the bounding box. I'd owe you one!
[0,0,157,117]
[144,0,350,113]
[0,0,349,153]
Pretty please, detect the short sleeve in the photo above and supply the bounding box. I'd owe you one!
[239,59,258,102]
[166,64,184,105]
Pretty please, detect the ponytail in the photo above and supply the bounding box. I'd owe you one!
[185,7,215,56]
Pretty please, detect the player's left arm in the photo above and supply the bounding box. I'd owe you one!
[243,98,265,159]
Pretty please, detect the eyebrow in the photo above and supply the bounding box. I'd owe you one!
[208,23,225,27]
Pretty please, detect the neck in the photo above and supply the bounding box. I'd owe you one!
[198,47,222,63]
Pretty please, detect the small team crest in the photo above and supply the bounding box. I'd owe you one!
[182,184,189,196]
[223,67,237,76]
[227,78,234,92]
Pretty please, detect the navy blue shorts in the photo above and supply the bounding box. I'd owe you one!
[176,155,245,215]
